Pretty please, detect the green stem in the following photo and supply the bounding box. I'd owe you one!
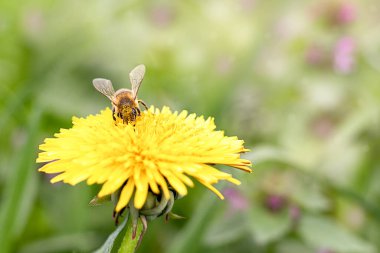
[118,217,143,253]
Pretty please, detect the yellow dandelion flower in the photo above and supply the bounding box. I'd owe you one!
[37,106,252,212]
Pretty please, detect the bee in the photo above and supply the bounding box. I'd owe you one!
[93,64,148,124]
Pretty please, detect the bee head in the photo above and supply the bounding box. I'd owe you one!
[119,105,140,124]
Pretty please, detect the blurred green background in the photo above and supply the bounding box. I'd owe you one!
[1,0,380,252]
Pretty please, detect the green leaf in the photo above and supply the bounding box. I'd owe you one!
[204,211,247,247]
[299,215,376,253]
[276,239,314,253]
[0,107,41,253]
[93,216,128,253]
[292,181,330,211]
[247,205,291,245]
[19,232,101,253]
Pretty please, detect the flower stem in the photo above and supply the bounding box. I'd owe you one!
[118,216,143,253]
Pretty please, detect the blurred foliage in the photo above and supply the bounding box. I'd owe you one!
[1,0,380,252]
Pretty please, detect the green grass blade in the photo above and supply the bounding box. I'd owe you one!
[0,106,42,253]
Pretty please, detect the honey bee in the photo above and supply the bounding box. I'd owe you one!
[93,64,148,124]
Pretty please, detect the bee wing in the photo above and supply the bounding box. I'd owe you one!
[129,64,146,99]
[92,78,116,101]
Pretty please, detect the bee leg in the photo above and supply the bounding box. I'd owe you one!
[135,107,141,116]
[117,112,125,123]
[137,100,149,110]
[112,108,116,121]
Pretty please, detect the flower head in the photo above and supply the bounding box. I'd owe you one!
[37,106,251,212]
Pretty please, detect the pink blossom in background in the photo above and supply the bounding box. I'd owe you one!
[335,2,356,25]
[289,205,301,223]
[311,116,335,139]
[240,0,256,11]
[306,45,327,66]
[223,187,249,212]
[265,194,286,212]
[333,37,356,74]
[215,56,233,75]
[23,9,44,36]
[310,1,356,26]
[317,249,335,253]
[150,5,174,27]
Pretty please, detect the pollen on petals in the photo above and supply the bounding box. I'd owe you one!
[37,106,252,211]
